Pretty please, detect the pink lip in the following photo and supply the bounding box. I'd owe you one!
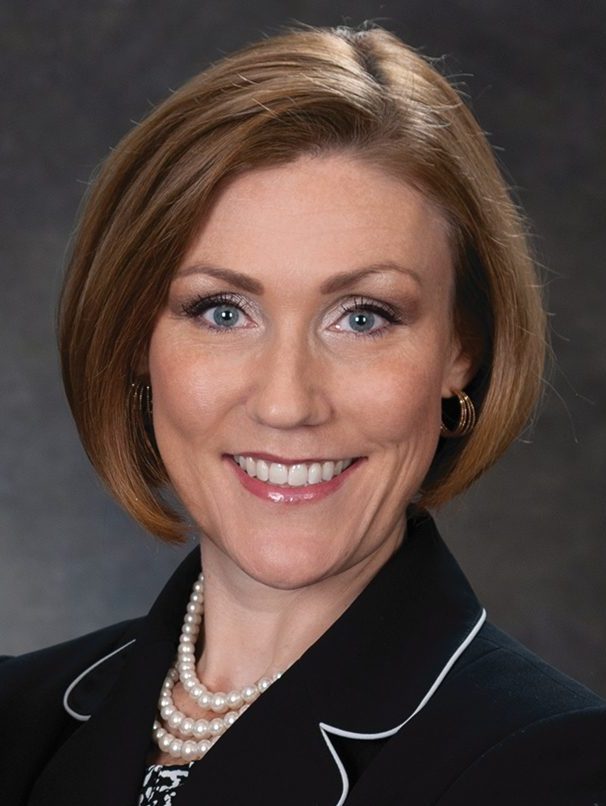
[224,455,364,504]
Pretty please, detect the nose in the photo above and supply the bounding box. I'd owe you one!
[246,330,333,430]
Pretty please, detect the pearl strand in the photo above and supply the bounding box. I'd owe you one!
[152,572,282,762]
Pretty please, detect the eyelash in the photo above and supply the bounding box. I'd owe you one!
[180,292,405,338]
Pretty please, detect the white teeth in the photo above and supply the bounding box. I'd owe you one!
[234,456,355,487]
[268,463,288,484]
[308,463,322,484]
[288,464,308,486]
[319,460,338,481]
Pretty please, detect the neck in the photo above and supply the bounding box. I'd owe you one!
[194,528,404,691]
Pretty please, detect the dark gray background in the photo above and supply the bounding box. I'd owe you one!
[1,1,605,695]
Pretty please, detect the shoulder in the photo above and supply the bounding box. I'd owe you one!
[364,622,606,804]
[452,622,605,715]
[0,620,143,804]
[434,623,606,803]
[0,618,142,717]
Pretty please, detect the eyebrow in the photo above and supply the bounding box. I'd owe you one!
[175,260,422,294]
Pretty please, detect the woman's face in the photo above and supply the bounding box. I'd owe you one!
[148,154,470,589]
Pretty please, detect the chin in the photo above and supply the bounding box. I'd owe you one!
[226,535,355,591]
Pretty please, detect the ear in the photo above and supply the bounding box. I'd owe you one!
[441,337,475,398]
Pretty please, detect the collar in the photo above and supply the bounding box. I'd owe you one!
[30,511,485,806]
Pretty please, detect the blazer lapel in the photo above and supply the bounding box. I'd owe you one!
[173,664,344,806]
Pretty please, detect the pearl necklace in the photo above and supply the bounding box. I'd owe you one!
[152,572,282,762]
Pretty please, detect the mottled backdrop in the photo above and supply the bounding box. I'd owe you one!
[1,0,605,695]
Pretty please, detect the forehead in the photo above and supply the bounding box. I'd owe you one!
[182,154,454,292]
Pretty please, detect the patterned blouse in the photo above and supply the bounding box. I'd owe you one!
[139,762,194,805]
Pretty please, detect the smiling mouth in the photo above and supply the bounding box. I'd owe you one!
[231,455,359,488]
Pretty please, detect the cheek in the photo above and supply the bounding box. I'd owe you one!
[348,351,444,446]
[147,330,238,446]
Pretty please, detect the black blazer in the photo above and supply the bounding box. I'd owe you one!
[2,512,605,805]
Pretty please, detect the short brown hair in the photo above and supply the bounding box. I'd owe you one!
[59,24,546,542]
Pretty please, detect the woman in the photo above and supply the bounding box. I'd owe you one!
[1,23,604,806]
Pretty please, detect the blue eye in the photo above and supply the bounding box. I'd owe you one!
[335,298,402,337]
[347,311,377,333]
[209,305,241,328]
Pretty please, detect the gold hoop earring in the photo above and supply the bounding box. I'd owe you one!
[130,379,167,485]
[130,378,160,461]
[131,379,153,422]
[440,389,476,438]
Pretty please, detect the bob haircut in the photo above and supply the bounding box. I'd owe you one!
[59,24,546,543]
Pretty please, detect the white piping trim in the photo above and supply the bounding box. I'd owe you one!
[63,639,137,721]
[320,608,487,806]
